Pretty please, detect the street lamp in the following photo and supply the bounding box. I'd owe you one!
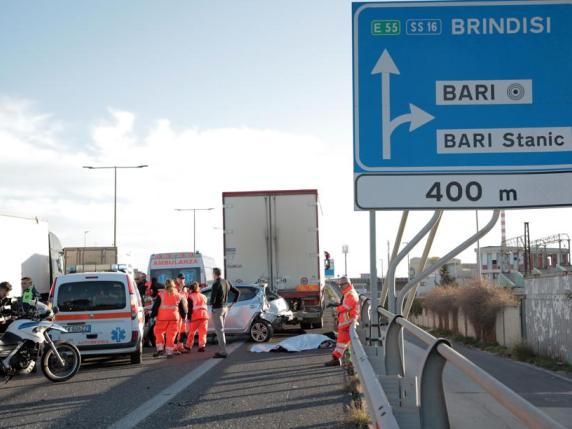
[342,244,349,276]
[83,165,148,247]
[174,208,215,253]
[83,230,90,248]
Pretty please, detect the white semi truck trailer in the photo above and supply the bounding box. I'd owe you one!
[0,213,64,298]
[222,190,324,329]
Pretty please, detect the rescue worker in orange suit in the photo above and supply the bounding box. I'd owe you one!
[185,282,209,352]
[151,279,187,358]
[325,276,359,367]
[175,285,190,353]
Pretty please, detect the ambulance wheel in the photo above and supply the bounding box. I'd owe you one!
[300,322,312,330]
[250,319,273,343]
[130,339,143,364]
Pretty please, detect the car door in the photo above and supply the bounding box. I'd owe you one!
[224,287,260,333]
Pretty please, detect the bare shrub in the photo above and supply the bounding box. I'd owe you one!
[456,280,517,342]
[422,286,460,331]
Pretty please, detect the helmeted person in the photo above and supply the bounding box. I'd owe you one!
[151,279,186,358]
[325,276,359,367]
[185,282,209,352]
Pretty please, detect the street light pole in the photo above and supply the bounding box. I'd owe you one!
[174,208,215,253]
[83,164,148,247]
[84,230,90,248]
[342,244,349,276]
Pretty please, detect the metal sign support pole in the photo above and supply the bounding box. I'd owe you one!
[369,210,378,321]
[403,214,442,319]
[385,211,443,313]
[397,210,500,313]
[380,210,409,308]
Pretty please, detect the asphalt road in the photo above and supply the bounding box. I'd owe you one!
[404,334,572,428]
[0,323,351,429]
[454,343,572,427]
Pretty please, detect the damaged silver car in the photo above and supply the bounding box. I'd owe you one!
[201,284,293,343]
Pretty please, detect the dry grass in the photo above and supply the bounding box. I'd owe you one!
[344,374,360,394]
[344,404,371,428]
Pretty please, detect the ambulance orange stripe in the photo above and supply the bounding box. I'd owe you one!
[55,312,131,321]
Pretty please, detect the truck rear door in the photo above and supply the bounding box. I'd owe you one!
[271,192,320,290]
[224,194,271,285]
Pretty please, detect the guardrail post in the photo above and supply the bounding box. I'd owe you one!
[420,338,451,429]
[384,314,404,376]
[359,296,371,344]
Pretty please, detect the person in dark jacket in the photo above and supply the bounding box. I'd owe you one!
[209,268,239,358]
[0,282,15,333]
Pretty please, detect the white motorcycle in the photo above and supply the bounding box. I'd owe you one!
[0,300,81,383]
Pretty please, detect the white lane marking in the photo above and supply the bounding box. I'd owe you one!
[108,342,243,429]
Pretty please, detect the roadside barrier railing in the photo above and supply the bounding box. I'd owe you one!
[349,295,564,429]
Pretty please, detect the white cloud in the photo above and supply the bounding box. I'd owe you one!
[1,97,572,279]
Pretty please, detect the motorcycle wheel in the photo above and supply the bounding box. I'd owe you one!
[41,342,81,383]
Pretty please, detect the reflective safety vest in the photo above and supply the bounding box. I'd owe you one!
[189,291,209,322]
[336,284,359,329]
[157,290,181,322]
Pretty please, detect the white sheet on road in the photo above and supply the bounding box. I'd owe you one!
[250,334,335,353]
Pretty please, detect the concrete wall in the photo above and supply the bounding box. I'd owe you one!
[525,274,572,363]
[411,306,521,348]
[495,306,522,348]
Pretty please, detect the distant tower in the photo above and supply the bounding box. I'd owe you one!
[500,210,509,273]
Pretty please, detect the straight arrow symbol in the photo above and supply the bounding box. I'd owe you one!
[371,49,435,160]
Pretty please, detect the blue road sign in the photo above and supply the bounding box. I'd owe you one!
[353,1,572,209]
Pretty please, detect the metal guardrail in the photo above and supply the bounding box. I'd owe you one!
[349,324,400,429]
[349,296,565,429]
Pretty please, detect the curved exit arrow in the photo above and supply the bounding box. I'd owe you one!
[391,103,435,133]
[372,49,435,160]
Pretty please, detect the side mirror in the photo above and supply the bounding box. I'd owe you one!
[52,306,59,315]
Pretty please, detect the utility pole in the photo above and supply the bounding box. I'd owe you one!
[342,244,349,276]
[174,208,215,253]
[83,165,148,247]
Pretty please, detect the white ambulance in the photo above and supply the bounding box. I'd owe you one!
[147,252,216,287]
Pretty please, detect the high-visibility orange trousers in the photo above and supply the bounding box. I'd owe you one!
[332,327,351,360]
[154,320,178,354]
[186,319,208,349]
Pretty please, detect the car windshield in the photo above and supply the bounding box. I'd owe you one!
[56,281,127,312]
[150,268,201,286]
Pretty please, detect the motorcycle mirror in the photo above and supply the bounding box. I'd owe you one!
[52,306,59,314]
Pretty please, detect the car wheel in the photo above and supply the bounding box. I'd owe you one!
[300,322,312,330]
[130,339,143,365]
[250,319,273,343]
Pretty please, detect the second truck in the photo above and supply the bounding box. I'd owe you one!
[222,189,324,329]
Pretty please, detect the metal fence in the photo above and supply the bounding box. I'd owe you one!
[349,296,564,429]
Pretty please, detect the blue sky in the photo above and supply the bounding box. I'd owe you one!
[0,1,352,143]
[1,0,570,278]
